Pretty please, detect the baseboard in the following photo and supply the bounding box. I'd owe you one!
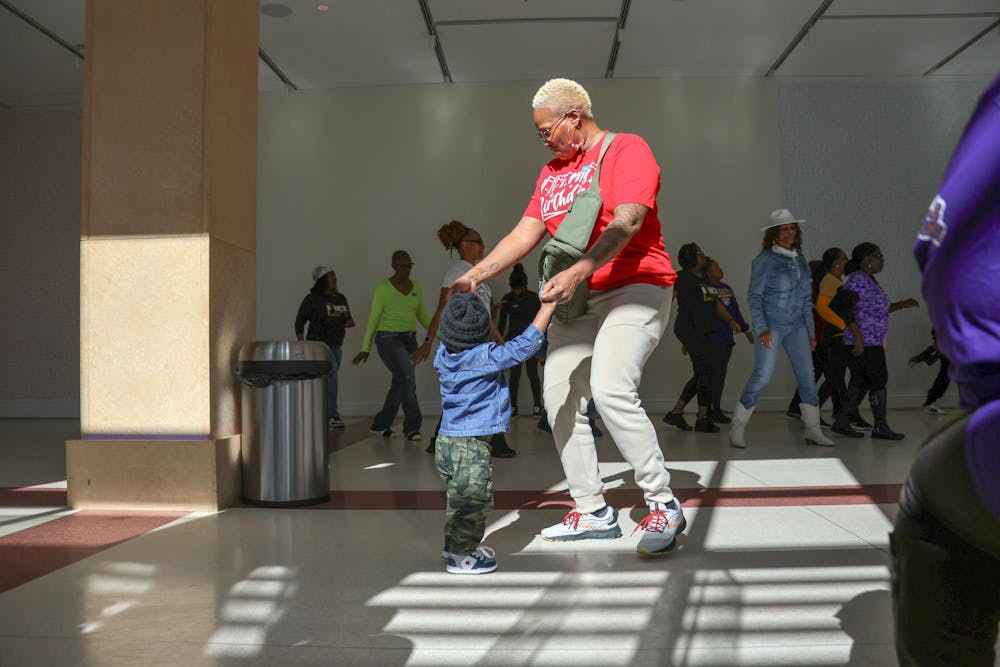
[0,398,80,418]
[335,393,960,418]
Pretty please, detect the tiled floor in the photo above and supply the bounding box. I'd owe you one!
[0,409,971,666]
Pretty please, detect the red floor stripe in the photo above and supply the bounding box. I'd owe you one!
[280,484,903,511]
[0,510,186,594]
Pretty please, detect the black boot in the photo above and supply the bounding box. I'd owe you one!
[870,389,904,441]
[786,392,802,419]
[490,433,517,457]
[831,386,863,438]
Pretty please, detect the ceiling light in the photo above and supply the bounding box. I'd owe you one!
[316,4,330,11]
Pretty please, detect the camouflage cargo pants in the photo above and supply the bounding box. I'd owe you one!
[435,435,494,557]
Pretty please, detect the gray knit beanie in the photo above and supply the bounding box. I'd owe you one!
[439,293,491,352]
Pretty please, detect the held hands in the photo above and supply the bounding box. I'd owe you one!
[352,351,369,365]
[758,331,773,349]
[540,267,584,305]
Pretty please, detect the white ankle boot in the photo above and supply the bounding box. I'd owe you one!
[801,403,834,446]
[729,403,754,448]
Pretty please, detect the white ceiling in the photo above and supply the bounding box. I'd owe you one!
[1,0,997,109]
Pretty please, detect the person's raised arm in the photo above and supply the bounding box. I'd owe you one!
[452,216,548,294]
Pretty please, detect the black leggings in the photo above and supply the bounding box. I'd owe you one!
[679,340,732,413]
[892,408,1000,666]
[676,332,714,409]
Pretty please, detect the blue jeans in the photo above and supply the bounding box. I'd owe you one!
[739,325,819,409]
[328,344,342,419]
[372,331,421,433]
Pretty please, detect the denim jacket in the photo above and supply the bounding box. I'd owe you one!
[434,324,545,437]
[747,249,815,338]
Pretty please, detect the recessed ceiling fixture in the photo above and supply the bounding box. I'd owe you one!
[316,4,330,11]
[260,3,292,18]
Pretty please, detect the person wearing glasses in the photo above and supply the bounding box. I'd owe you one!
[413,220,516,458]
[450,78,685,557]
[890,72,1000,667]
[353,250,432,441]
[835,242,919,440]
[728,209,835,448]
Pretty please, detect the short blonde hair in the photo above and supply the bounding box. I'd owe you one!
[532,78,593,118]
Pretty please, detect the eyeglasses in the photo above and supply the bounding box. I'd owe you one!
[537,110,575,141]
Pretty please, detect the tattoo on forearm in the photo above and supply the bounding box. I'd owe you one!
[477,263,499,281]
[584,203,649,267]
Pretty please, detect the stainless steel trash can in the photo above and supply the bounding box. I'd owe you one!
[236,340,332,506]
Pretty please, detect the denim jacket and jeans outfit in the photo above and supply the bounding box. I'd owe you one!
[432,324,545,557]
[739,247,820,409]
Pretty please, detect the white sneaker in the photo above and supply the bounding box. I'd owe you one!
[446,544,497,575]
[329,416,345,429]
[636,499,687,556]
[541,506,622,541]
[924,404,946,416]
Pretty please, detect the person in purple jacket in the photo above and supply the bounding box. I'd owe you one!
[892,73,1000,666]
[837,243,919,440]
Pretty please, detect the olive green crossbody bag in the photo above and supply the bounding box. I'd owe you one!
[538,131,616,323]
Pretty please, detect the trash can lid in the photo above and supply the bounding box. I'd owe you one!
[238,340,333,363]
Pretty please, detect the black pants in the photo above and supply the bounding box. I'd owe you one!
[925,357,951,406]
[509,357,541,410]
[676,332,714,409]
[789,344,834,412]
[680,340,732,413]
[849,346,888,393]
[892,408,1000,666]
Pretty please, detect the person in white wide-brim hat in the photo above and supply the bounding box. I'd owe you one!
[727,208,835,448]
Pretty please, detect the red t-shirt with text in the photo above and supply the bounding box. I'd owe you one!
[523,132,677,291]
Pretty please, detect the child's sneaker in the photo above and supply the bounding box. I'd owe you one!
[329,416,345,429]
[541,506,622,541]
[924,403,946,416]
[635,499,687,556]
[446,544,497,575]
[369,427,396,438]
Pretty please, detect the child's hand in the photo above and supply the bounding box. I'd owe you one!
[538,299,557,313]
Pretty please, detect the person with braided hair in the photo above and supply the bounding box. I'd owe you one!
[413,220,516,458]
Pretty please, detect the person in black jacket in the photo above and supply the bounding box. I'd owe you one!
[295,266,355,428]
[663,243,740,433]
[497,264,543,417]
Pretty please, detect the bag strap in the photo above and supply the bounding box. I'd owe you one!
[553,131,616,247]
[586,130,616,194]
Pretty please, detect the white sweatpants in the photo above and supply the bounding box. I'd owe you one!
[543,282,674,514]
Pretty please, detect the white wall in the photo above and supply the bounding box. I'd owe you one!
[3,77,988,417]
[256,78,783,416]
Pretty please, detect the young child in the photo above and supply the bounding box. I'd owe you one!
[434,292,555,574]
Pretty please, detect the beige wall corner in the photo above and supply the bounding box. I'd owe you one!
[67,436,243,511]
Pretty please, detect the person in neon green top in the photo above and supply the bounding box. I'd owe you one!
[353,250,432,440]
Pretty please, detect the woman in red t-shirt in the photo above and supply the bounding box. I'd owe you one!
[451,78,684,557]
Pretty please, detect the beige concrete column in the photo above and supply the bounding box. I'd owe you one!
[67,0,258,511]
